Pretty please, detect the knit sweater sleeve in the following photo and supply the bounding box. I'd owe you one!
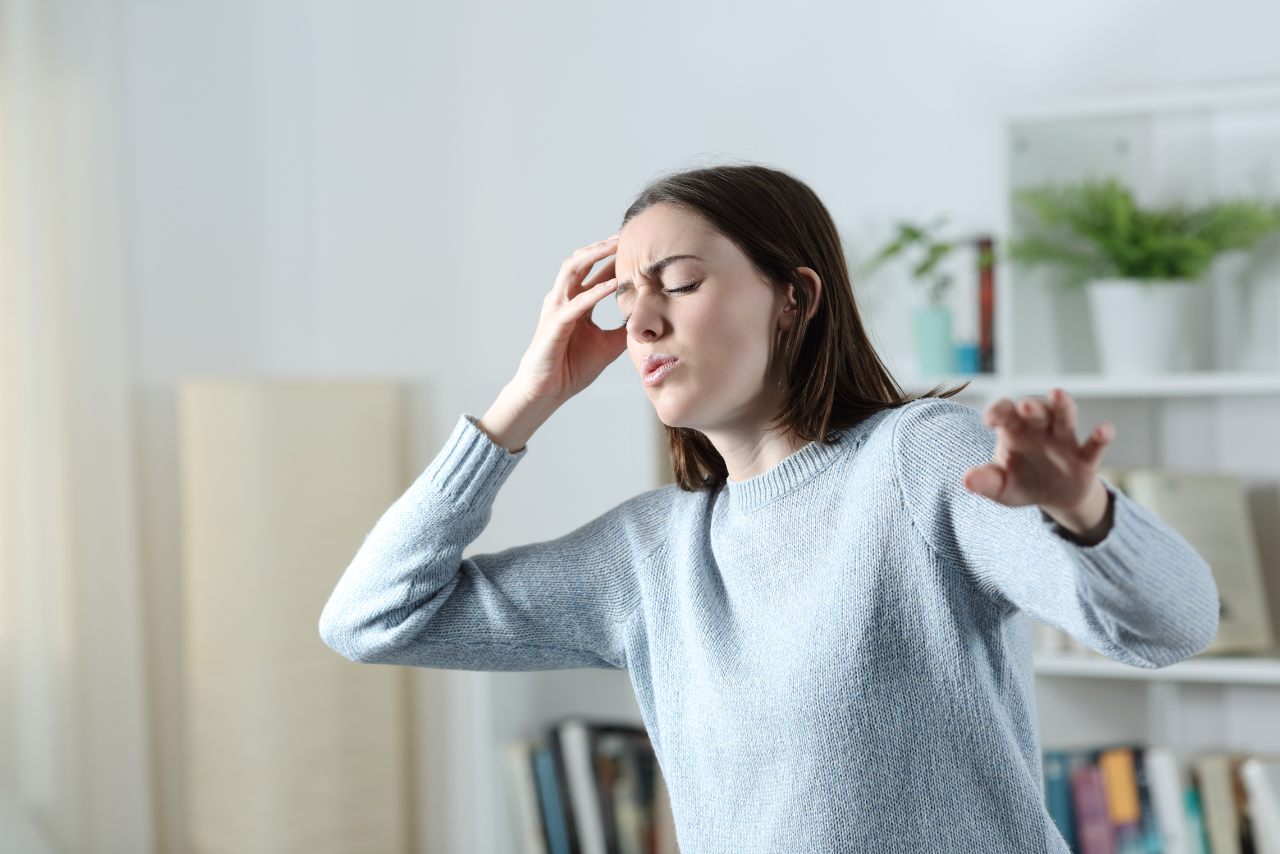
[891,398,1219,668]
[319,415,658,671]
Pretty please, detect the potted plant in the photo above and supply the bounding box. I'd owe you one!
[1010,178,1280,375]
[870,219,960,377]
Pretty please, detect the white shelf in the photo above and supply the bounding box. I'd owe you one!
[1033,654,1280,686]
[1010,372,1280,400]
[903,372,1280,400]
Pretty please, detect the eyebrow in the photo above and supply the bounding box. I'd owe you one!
[617,254,703,289]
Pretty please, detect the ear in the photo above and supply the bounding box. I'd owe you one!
[778,267,824,332]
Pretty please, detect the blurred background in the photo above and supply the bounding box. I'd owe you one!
[4,1,1280,853]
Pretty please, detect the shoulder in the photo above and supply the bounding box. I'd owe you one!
[854,398,995,509]
[880,396,993,460]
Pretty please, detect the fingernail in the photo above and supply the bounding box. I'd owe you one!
[605,237,618,246]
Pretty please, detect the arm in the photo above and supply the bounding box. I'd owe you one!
[319,415,662,670]
[321,234,634,668]
[893,397,1219,668]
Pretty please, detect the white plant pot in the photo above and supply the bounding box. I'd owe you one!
[1085,278,1211,375]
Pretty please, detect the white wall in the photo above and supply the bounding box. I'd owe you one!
[117,2,1280,851]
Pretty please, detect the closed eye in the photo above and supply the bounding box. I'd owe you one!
[618,280,701,322]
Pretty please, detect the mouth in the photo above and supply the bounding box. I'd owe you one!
[641,354,680,388]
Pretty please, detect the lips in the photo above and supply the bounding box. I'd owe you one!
[641,353,679,388]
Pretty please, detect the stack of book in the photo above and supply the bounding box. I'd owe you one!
[505,718,679,854]
[1044,746,1280,853]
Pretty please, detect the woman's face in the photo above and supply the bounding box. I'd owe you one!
[614,203,795,433]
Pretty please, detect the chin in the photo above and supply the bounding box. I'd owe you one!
[648,393,715,432]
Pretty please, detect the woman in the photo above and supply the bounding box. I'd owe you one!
[321,165,1218,852]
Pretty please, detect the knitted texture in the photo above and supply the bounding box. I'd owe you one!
[320,397,1219,853]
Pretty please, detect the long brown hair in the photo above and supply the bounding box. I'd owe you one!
[622,164,964,491]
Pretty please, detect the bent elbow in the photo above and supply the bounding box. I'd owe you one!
[1136,572,1221,668]
[318,600,371,663]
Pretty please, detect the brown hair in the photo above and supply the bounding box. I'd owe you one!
[622,164,964,491]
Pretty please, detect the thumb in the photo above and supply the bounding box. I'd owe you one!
[963,463,1006,501]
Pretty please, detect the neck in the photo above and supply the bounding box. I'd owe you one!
[703,418,808,483]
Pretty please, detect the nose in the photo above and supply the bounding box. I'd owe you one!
[625,287,665,343]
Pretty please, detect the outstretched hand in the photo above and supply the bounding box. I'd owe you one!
[963,389,1115,542]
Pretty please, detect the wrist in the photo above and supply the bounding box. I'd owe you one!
[1042,478,1112,545]
[476,383,562,453]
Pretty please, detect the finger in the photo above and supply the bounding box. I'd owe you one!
[963,463,1007,501]
[1079,422,1116,467]
[983,398,1020,430]
[554,238,620,301]
[560,277,619,324]
[1016,396,1051,431]
[579,256,617,292]
[1049,388,1078,441]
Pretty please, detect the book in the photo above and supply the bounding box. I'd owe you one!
[533,743,576,854]
[507,740,551,854]
[976,236,996,373]
[1242,759,1280,854]
[1073,763,1119,854]
[545,730,583,854]
[592,728,660,854]
[1122,470,1275,655]
[1195,755,1242,854]
[1099,748,1145,854]
[1044,751,1078,850]
[1132,749,1164,854]
[1146,747,1190,854]
[525,720,676,854]
[560,719,610,854]
[1184,786,1211,854]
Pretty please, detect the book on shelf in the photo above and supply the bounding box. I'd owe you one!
[976,235,996,373]
[1044,745,1280,854]
[1241,759,1280,854]
[506,718,679,854]
[1123,470,1275,655]
[1030,467,1276,659]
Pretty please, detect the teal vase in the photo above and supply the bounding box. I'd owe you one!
[913,307,955,377]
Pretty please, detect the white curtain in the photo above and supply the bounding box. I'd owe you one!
[0,0,154,852]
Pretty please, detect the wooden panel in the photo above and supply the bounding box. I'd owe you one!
[180,381,409,854]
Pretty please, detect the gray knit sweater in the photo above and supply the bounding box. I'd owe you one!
[320,397,1218,853]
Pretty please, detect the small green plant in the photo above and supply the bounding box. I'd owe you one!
[869,219,958,306]
[1010,178,1280,286]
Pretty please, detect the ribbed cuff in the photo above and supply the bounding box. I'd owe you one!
[423,414,527,507]
[1039,484,1118,548]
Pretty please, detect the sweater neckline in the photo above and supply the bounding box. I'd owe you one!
[723,411,886,510]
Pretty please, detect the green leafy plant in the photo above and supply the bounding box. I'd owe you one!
[1010,178,1280,286]
[870,219,958,306]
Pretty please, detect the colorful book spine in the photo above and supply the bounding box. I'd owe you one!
[975,236,996,373]
[1100,748,1143,853]
[1131,749,1164,854]
[535,743,577,854]
[1073,763,1118,854]
[1183,786,1211,854]
[1044,751,1078,851]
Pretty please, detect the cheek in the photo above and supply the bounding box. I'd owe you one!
[684,293,776,384]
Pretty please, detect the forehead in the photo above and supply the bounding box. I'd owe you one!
[616,203,724,271]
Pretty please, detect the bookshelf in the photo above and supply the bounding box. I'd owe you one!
[1033,654,1280,686]
[905,371,1280,400]
[989,82,1280,765]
